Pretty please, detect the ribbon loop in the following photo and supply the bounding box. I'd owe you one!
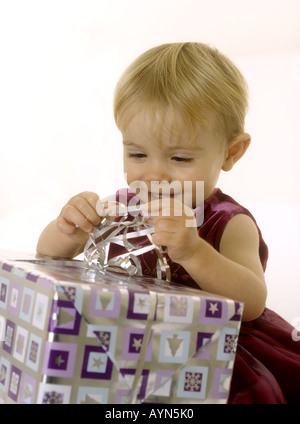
[84,202,170,281]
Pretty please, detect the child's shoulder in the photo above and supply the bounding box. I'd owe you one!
[201,188,268,270]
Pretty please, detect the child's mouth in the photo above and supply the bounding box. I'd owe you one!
[148,192,176,201]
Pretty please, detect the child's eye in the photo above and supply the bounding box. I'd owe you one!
[172,156,193,163]
[128,153,147,159]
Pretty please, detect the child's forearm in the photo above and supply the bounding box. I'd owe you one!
[36,220,88,259]
[180,240,267,322]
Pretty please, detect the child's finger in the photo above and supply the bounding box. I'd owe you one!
[68,195,101,227]
[142,198,193,219]
[151,231,174,247]
[59,204,94,233]
[69,191,99,210]
[96,199,130,220]
[78,191,100,209]
[56,215,82,235]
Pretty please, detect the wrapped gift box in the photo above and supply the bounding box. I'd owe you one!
[0,249,243,404]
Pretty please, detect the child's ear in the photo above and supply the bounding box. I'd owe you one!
[222,133,251,172]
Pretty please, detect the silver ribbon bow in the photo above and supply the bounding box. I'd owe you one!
[84,203,170,281]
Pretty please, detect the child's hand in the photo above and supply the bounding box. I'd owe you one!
[142,198,201,264]
[37,192,120,259]
[56,191,101,237]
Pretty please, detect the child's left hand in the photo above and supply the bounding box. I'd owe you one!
[142,198,201,264]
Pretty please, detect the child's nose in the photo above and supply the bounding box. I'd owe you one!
[144,160,169,182]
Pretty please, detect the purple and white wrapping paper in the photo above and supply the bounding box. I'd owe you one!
[0,249,243,404]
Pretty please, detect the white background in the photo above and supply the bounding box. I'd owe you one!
[0,0,299,323]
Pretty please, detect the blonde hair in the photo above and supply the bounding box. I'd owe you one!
[114,42,249,142]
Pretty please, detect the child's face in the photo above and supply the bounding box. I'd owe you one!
[121,107,227,208]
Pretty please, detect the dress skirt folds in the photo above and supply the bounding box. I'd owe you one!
[229,307,300,404]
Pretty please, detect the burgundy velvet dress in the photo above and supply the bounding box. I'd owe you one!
[113,188,300,404]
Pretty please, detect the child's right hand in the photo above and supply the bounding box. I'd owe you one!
[56,191,101,238]
[37,191,121,258]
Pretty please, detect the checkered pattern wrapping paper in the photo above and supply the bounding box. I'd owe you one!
[0,249,243,404]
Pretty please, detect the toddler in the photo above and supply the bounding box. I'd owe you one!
[37,42,300,404]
